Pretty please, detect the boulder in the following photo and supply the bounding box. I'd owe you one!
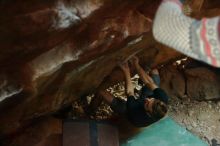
[0,0,219,141]
[160,64,186,99]
[2,117,62,146]
[186,67,220,100]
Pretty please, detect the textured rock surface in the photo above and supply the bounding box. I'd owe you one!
[160,64,186,99]
[2,117,62,146]
[160,61,220,100]
[0,0,182,138]
[0,0,220,144]
[186,67,220,100]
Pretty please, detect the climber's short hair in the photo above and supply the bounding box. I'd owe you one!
[151,99,168,120]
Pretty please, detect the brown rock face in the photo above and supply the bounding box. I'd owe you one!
[0,0,180,138]
[0,0,220,143]
[2,117,62,146]
[160,60,220,101]
[186,67,220,100]
[160,64,186,99]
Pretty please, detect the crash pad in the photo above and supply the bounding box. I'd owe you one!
[121,117,208,146]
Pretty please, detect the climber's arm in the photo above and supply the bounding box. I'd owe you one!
[132,56,158,91]
[97,90,114,105]
[119,62,134,97]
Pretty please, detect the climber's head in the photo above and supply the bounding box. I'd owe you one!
[144,98,168,120]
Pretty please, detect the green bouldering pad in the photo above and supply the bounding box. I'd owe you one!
[121,117,208,146]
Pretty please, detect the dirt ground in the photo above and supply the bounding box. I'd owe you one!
[168,96,220,146]
[71,76,220,146]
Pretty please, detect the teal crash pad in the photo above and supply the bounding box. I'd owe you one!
[121,117,208,146]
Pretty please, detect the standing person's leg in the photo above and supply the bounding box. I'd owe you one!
[153,0,220,67]
[97,90,127,115]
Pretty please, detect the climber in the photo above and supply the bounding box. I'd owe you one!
[153,0,220,68]
[97,56,169,127]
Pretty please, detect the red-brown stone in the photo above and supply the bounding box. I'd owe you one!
[2,117,62,146]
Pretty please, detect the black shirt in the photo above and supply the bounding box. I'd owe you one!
[126,88,169,127]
